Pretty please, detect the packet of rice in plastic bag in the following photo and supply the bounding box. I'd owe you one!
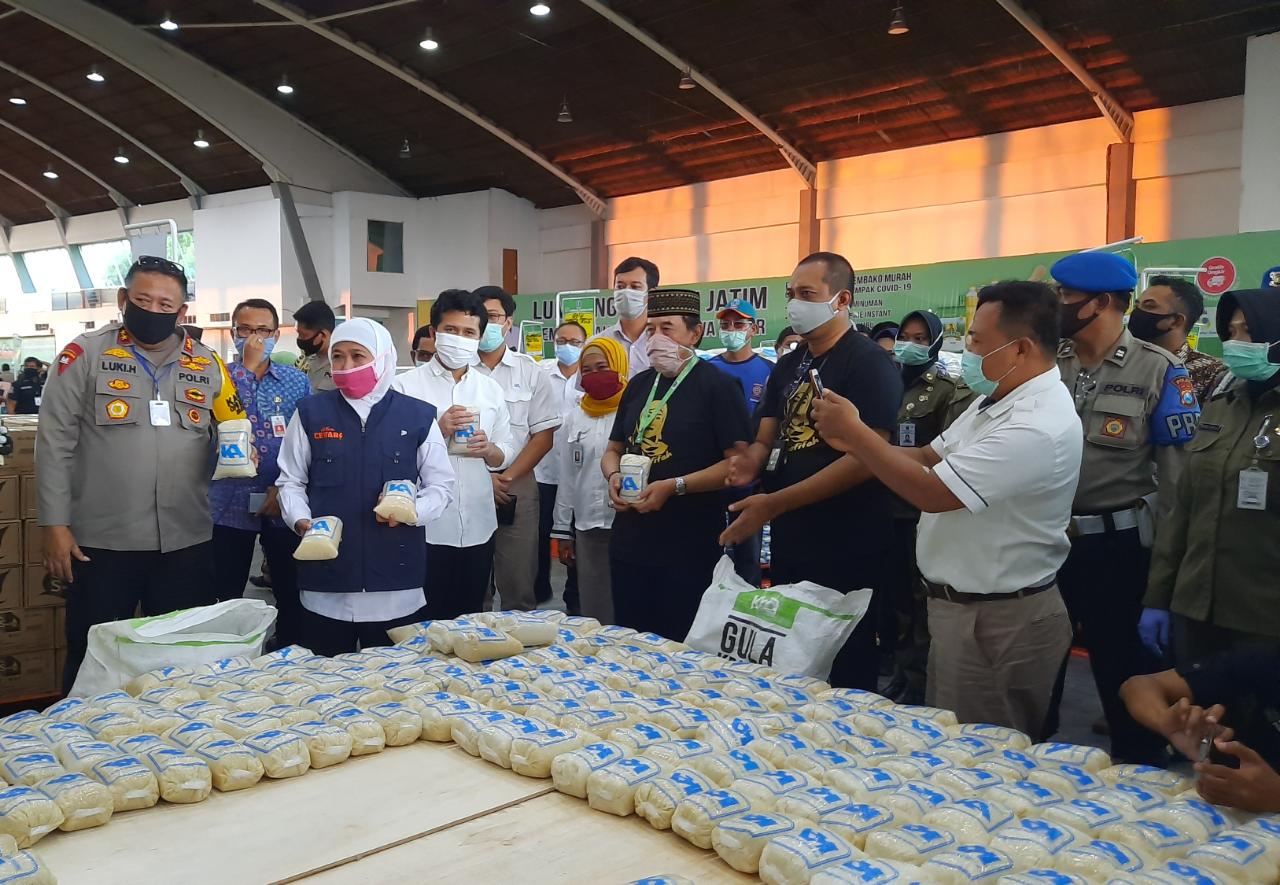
[212,418,256,479]
[0,787,62,847]
[373,479,418,524]
[293,517,342,561]
[89,756,158,812]
[190,739,264,792]
[242,730,310,779]
[37,772,113,831]
[0,850,57,885]
[140,747,212,804]
[288,722,353,769]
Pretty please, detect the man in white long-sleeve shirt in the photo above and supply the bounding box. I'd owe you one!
[392,289,515,619]
[275,318,455,654]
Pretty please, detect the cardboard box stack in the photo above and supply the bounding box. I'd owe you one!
[0,416,60,701]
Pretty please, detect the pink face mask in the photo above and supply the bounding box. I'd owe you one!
[332,362,379,399]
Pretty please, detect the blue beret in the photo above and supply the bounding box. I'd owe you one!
[1050,251,1138,294]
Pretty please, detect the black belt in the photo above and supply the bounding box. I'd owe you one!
[925,578,1056,604]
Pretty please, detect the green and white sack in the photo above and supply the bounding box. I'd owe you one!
[684,557,870,680]
[70,600,276,698]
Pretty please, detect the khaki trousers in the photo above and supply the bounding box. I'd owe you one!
[926,585,1071,738]
[486,473,539,612]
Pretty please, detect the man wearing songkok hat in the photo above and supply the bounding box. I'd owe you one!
[601,288,752,642]
[1048,248,1200,764]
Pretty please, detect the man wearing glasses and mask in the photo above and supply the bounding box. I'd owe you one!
[1048,249,1200,764]
[37,256,248,692]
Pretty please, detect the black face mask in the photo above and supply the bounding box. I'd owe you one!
[21,368,38,380]
[123,300,180,346]
[1126,307,1178,344]
[297,333,324,357]
[1060,293,1105,338]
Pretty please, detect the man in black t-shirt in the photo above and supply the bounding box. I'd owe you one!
[721,252,903,688]
[603,288,752,642]
[1121,648,1280,812]
[5,358,44,415]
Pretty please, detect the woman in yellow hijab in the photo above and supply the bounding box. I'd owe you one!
[550,335,628,621]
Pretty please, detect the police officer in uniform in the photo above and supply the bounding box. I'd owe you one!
[37,257,247,692]
[1143,288,1280,662]
[1049,249,1200,762]
[882,309,976,703]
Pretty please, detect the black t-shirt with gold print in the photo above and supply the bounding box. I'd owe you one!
[760,327,903,589]
[609,359,752,563]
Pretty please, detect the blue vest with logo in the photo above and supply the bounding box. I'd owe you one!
[295,389,436,594]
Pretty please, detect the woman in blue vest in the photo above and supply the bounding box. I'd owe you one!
[277,318,455,655]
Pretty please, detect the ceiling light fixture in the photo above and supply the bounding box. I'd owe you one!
[887,4,909,35]
[159,13,178,31]
[276,75,294,95]
[193,130,210,149]
[113,148,130,164]
[418,29,439,51]
[678,67,696,90]
[42,166,58,180]
[8,96,26,106]
[86,67,105,83]
[399,139,411,159]
[530,3,551,16]
[556,96,572,124]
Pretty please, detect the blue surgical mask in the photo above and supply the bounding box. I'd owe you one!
[1222,339,1280,381]
[478,321,507,353]
[893,340,933,366]
[555,343,582,366]
[721,330,750,352]
[234,336,277,359]
[960,339,1018,396]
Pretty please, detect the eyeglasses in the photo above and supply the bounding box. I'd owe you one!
[554,337,585,347]
[413,349,433,362]
[234,325,275,337]
[720,320,752,331]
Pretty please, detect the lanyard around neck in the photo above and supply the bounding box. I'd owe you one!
[632,356,697,445]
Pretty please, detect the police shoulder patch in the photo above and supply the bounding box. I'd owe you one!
[56,343,84,375]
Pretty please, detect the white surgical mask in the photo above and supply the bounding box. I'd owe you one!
[614,288,648,320]
[787,292,845,335]
[434,332,480,369]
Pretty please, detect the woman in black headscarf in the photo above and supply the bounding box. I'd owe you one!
[1142,288,1280,661]
[880,310,976,704]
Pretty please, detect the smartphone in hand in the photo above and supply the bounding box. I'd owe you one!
[809,368,826,398]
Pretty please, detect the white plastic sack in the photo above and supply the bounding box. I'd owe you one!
[70,600,277,698]
[684,556,870,681]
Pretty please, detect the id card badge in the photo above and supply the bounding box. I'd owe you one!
[1238,467,1268,510]
[898,421,917,447]
[270,414,287,438]
[149,400,171,426]
[571,442,584,467]
[764,440,784,474]
[33,397,41,407]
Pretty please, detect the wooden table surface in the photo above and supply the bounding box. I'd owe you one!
[34,742,756,884]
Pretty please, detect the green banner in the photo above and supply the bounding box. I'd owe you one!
[514,231,1280,358]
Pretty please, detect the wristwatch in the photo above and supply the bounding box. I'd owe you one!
[674,476,687,496]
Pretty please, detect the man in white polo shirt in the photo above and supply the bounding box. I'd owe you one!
[813,280,1081,736]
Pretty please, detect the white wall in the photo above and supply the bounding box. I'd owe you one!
[539,205,595,294]
[1132,98,1243,240]
[594,97,1256,285]
[1239,32,1280,233]
[603,169,801,285]
[191,198,283,325]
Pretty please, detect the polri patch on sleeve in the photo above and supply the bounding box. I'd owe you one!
[56,343,83,375]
